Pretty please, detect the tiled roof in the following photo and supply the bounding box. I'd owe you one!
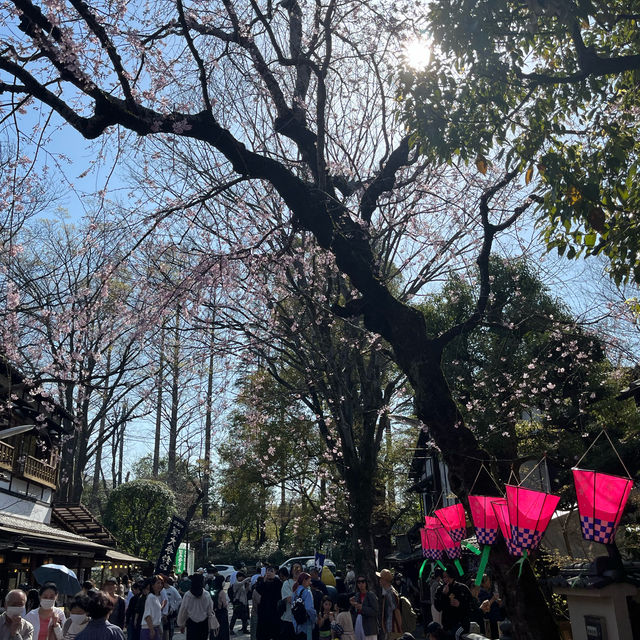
[0,512,107,549]
[52,504,117,547]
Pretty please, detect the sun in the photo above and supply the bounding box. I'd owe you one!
[402,37,431,71]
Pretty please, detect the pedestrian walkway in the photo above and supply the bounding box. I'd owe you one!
[172,626,250,640]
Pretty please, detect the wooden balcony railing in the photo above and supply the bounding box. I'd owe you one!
[22,455,58,489]
[0,441,14,471]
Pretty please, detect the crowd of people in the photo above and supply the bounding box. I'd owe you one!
[424,567,506,640]
[0,562,507,640]
[214,562,419,640]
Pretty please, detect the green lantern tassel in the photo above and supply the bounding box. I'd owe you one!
[514,549,528,579]
[462,541,481,555]
[454,559,464,576]
[474,545,491,586]
[419,559,429,579]
[426,563,434,581]
[436,560,446,570]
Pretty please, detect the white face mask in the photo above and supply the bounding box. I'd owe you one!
[69,614,86,624]
[39,599,55,610]
[6,606,25,618]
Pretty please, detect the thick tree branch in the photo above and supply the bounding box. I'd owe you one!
[436,170,528,346]
[518,19,640,86]
[359,137,411,223]
[67,0,136,108]
[175,0,212,112]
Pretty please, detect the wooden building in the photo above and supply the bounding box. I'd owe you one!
[0,358,147,591]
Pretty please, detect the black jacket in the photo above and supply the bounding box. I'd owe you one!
[433,580,472,633]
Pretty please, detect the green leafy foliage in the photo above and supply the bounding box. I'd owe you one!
[421,256,640,508]
[132,455,201,514]
[216,369,330,552]
[103,479,176,560]
[398,1,640,283]
[422,257,604,456]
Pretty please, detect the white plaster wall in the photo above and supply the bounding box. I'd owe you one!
[0,493,51,522]
[556,584,636,640]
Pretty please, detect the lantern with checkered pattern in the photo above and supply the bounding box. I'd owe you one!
[437,524,462,560]
[506,484,559,553]
[435,503,467,543]
[420,526,445,560]
[469,495,502,584]
[469,496,502,545]
[491,497,523,556]
[572,468,632,545]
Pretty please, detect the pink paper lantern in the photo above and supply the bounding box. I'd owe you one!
[491,498,523,556]
[420,527,428,557]
[424,515,441,529]
[572,468,633,544]
[435,503,467,542]
[436,525,462,560]
[421,526,445,560]
[469,495,502,545]
[506,484,560,552]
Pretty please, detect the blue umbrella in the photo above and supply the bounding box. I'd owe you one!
[33,564,82,595]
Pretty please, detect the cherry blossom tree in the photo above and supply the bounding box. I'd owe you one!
[0,216,157,500]
[0,1,557,634]
[424,257,609,463]
[209,228,416,567]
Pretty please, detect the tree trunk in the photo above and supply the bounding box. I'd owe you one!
[167,306,180,488]
[70,425,89,503]
[153,324,165,477]
[118,411,125,485]
[348,474,378,588]
[409,354,560,640]
[56,382,77,502]
[384,414,395,505]
[111,422,118,489]
[492,543,561,640]
[91,350,111,506]
[202,317,215,519]
[280,478,286,533]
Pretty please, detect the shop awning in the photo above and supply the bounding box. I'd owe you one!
[101,548,150,565]
[52,503,118,547]
[0,512,108,557]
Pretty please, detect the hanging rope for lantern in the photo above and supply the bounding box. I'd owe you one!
[572,428,633,545]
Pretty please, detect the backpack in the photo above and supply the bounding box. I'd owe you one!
[399,595,417,633]
[292,588,308,625]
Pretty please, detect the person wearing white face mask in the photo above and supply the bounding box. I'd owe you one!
[0,589,33,640]
[61,596,89,640]
[24,584,65,640]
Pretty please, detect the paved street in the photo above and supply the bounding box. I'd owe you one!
[172,619,251,640]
